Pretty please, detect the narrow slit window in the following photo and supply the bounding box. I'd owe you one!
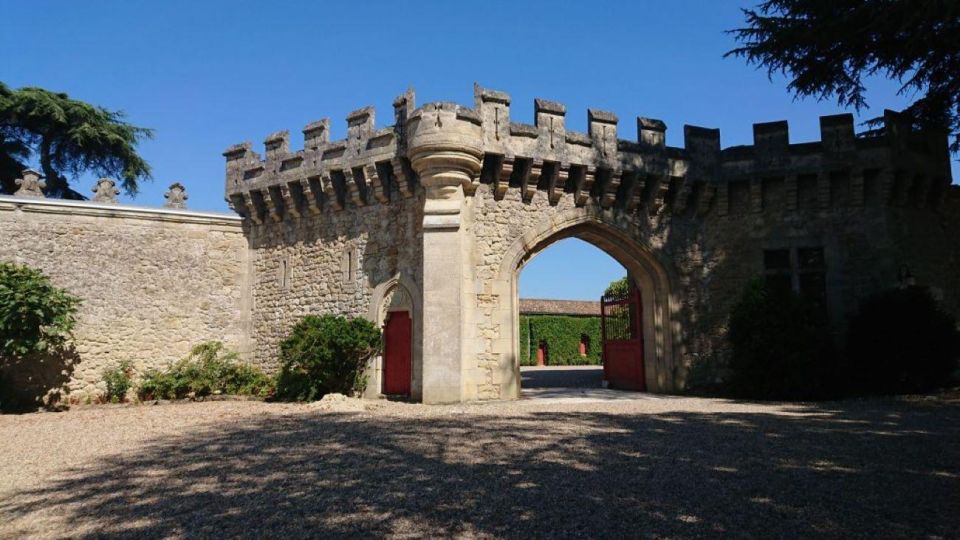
[342,248,357,284]
[279,258,289,290]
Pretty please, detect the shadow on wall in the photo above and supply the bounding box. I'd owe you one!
[1,399,958,536]
[0,347,79,412]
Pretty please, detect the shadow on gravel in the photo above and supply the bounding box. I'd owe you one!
[2,399,959,538]
[521,366,603,388]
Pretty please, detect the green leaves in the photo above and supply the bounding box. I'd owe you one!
[0,263,80,357]
[845,286,960,394]
[727,278,835,400]
[102,360,134,403]
[604,276,630,298]
[275,315,382,401]
[136,341,273,401]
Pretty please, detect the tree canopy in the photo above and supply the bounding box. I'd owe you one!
[604,277,630,299]
[727,1,960,153]
[0,82,153,198]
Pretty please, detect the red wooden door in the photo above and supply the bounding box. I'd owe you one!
[601,287,646,391]
[536,340,548,366]
[383,311,412,395]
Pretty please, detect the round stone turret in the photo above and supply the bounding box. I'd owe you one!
[406,102,483,220]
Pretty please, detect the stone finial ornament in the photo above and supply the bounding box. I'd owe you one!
[91,178,120,203]
[164,182,188,209]
[13,169,46,198]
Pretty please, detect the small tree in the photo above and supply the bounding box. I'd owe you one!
[274,315,382,401]
[845,286,960,394]
[0,263,80,357]
[102,360,134,403]
[727,279,835,400]
[604,276,630,298]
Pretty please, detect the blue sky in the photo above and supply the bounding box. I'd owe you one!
[3,1,954,300]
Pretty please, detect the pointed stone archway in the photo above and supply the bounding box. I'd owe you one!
[489,208,680,399]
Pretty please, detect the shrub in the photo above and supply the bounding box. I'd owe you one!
[727,279,836,400]
[275,315,382,401]
[137,341,273,400]
[0,263,80,357]
[845,286,960,394]
[102,360,134,403]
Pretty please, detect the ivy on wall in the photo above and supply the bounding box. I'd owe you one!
[519,315,603,366]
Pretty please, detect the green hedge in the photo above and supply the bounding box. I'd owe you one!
[519,315,602,366]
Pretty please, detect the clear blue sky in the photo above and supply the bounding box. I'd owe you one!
[3,1,955,300]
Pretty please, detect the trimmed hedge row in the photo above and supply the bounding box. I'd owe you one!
[519,315,602,366]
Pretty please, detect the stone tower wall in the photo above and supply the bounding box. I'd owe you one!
[226,85,956,403]
[245,194,423,370]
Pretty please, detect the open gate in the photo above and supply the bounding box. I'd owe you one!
[601,286,646,391]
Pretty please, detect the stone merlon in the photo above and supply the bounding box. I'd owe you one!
[223,84,953,221]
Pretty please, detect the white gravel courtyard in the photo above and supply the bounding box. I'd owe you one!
[1,391,958,538]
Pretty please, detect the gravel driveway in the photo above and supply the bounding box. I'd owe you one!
[1,393,958,538]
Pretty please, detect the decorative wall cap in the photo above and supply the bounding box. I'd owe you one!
[91,177,120,204]
[264,130,288,144]
[14,169,46,198]
[475,84,511,105]
[164,182,188,209]
[638,117,667,132]
[535,98,566,116]
[588,109,618,125]
[346,107,374,124]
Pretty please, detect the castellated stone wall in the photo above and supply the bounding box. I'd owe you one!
[246,193,422,369]
[0,196,249,403]
[225,85,957,403]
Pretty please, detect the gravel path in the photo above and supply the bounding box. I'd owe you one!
[1,393,958,538]
[520,366,604,388]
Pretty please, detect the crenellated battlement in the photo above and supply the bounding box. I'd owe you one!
[224,94,417,223]
[224,85,953,223]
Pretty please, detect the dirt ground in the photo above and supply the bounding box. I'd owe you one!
[1,389,958,538]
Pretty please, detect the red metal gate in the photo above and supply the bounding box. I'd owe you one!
[601,286,646,391]
[383,310,412,395]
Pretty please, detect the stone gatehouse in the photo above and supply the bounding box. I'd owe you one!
[223,85,958,403]
[2,85,957,404]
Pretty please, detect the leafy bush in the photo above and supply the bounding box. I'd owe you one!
[0,263,80,357]
[604,276,630,298]
[727,279,836,400]
[137,342,273,400]
[274,315,382,401]
[519,315,602,366]
[102,360,133,403]
[845,286,960,394]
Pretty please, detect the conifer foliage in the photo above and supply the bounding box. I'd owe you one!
[727,1,960,152]
[0,82,153,198]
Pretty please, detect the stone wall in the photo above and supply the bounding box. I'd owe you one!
[0,196,248,404]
